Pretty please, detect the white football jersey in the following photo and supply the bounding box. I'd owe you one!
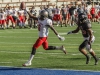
[0,12,6,20]
[12,9,17,16]
[18,10,24,16]
[37,18,52,37]
[54,8,61,14]
[6,9,13,15]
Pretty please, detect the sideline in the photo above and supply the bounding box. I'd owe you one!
[0,66,100,75]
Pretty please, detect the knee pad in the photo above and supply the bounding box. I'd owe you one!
[86,44,91,51]
[86,44,93,52]
[88,49,93,52]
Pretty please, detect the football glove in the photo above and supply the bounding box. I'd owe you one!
[67,31,72,35]
[57,35,65,41]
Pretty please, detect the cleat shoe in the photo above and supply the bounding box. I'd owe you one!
[22,61,31,67]
[61,45,66,54]
[95,58,99,65]
[57,24,59,26]
[86,55,91,64]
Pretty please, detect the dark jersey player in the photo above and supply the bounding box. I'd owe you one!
[67,13,99,65]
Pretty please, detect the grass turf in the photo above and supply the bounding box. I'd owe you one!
[0,22,100,71]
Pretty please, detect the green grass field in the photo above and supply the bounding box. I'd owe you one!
[0,22,100,71]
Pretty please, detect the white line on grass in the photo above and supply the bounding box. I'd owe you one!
[0,36,100,39]
[0,42,100,46]
[0,36,83,38]
[72,53,82,55]
[0,51,30,54]
[0,42,85,44]
[0,50,88,56]
[59,33,79,35]
[0,62,12,64]
[0,51,64,54]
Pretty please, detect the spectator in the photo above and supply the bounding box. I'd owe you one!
[69,4,76,26]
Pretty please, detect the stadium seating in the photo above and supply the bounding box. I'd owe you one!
[0,0,99,8]
[0,0,52,8]
[0,0,78,8]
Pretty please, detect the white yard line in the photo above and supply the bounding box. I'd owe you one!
[0,36,83,38]
[0,51,30,54]
[0,50,100,56]
[0,35,100,39]
[0,42,100,46]
[0,62,12,64]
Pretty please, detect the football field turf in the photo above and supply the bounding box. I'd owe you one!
[0,22,100,74]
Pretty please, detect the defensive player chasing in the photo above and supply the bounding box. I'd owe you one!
[22,10,66,66]
[67,13,99,65]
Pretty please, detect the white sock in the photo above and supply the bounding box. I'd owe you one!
[28,54,34,62]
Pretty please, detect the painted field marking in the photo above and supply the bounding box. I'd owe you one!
[0,62,12,64]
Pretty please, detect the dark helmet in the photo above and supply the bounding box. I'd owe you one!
[78,13,87,22]
[39,10,48,20]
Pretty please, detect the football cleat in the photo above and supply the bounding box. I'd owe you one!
[86,55,91,64]
[61,45,66,54]
[22,61,31,67]
[94,58,99,65]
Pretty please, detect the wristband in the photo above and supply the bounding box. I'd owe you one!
[57,35,61,38]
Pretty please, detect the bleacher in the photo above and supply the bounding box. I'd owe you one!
[0,0,54,8]
[0,0,82,8]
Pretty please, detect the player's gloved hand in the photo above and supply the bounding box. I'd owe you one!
[57,35,65,41]
[67,31,72,35]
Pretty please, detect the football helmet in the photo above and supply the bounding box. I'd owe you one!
[39,10,48,20]
[78,13,87,22]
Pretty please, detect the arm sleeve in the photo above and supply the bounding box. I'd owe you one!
[46,19,52,27]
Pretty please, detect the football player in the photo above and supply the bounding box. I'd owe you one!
[67,13,99,65]
[0,9,6,29]
[22,10,66,66]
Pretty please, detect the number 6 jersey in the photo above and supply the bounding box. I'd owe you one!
[37,18,52,37]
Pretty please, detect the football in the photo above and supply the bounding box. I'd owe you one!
[20,1,26,10]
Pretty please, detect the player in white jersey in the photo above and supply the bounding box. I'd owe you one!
[23,9,27,28]
[6,6,15,28]
[22,10,66,66]
[53,6,62,26]
[0,9,6,29]
[17,9,26,28]
[12,6,18,27]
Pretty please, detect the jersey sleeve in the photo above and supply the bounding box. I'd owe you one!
[46,19,52,26]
